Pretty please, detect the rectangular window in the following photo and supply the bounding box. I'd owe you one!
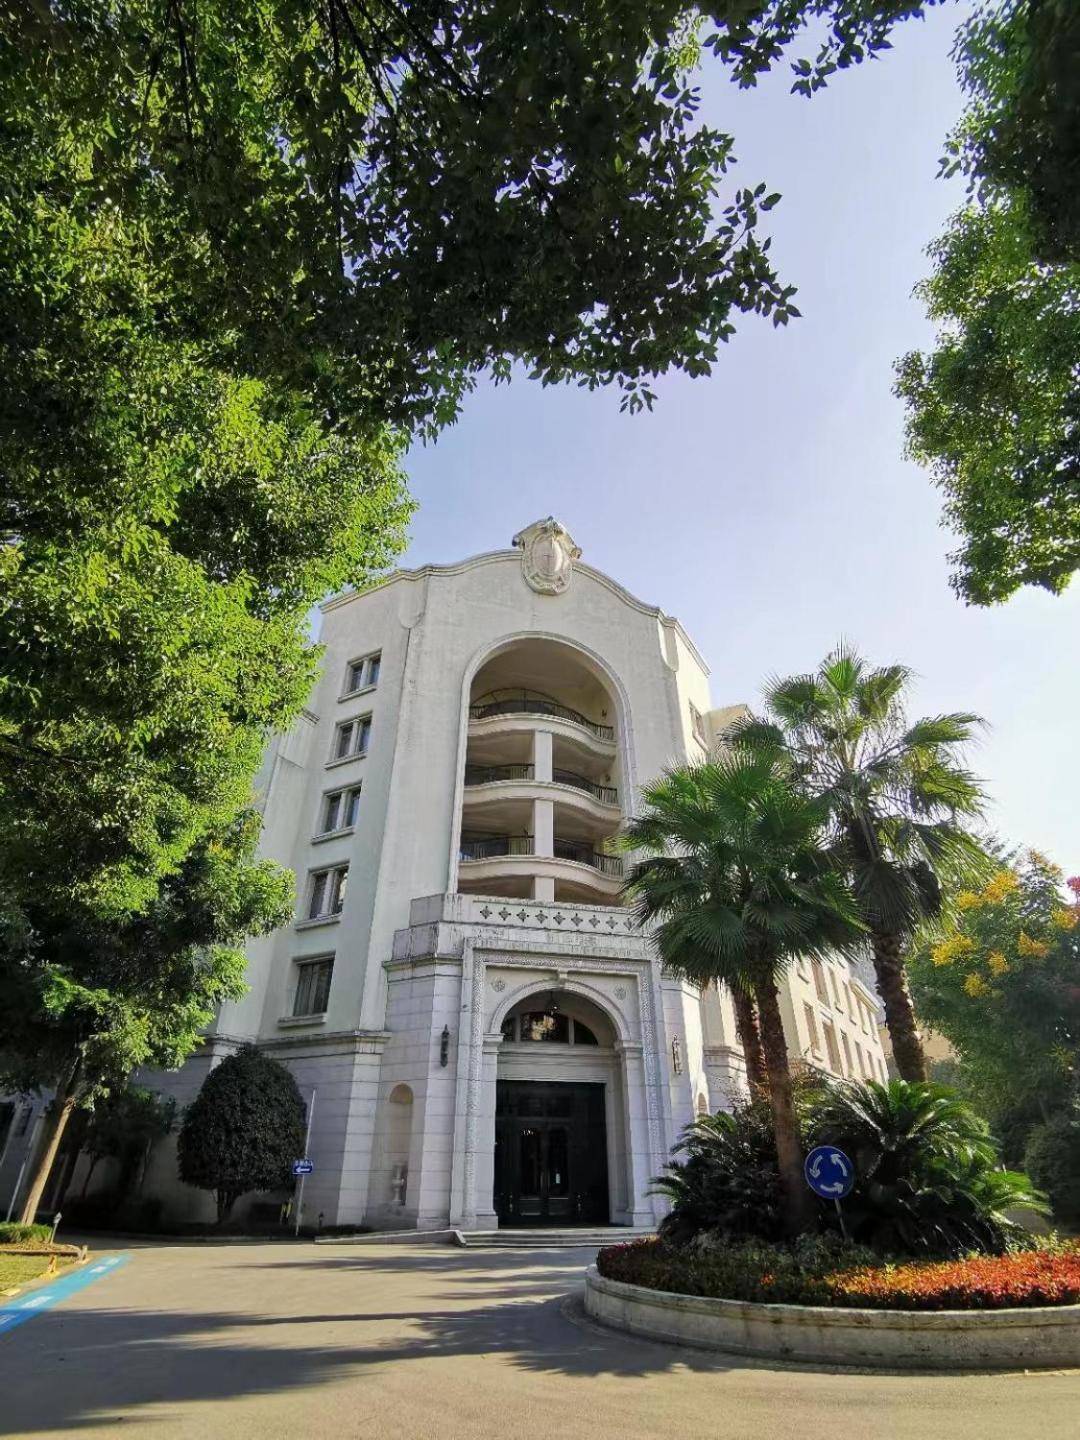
[345,652,381,695]
[803,1004,821,1056]
[293,956,334,1017]
[308,864,348,920]
[812,958,830,1006]
[854,1040,864,1075]
[343,784,362,828]
[841,1032,853,1075]
[689,702,707,748]
[321,784,361,835]
[830,970,843,1007]
[822,1021,842,1074]
[332,715,372,762]
[860,1003,870,1034]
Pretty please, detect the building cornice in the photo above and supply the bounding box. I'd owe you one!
[320,549,710,675]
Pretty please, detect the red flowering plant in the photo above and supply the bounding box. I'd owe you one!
[597,1236,1080,1311]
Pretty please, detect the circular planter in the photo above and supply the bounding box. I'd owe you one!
[585,1265,1080,1371]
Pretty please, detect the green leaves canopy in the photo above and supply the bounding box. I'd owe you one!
[735,645,989,941]
[896,0,1080,604]
[621,749,863,992]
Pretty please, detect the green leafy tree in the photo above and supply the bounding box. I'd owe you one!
[177,1045,307,1223]
[897,0,1080,604]
[734,645,990,1082]
[0,811,292,1223]
[1025,1107,1080,1226]
[908,850,1080,1124]
[622,749,863,1235]
[78,1087,178,1204]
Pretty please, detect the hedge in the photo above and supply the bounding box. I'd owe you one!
[0,1222,53,1246]
[596,1236,1080,1312]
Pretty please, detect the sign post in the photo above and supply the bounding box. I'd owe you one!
[293,1087,317,1239]
[803,1145,855,1238]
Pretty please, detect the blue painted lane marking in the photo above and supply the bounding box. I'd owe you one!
[0,1253,130,1337]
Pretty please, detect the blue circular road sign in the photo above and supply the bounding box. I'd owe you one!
[804,1145,854,1200]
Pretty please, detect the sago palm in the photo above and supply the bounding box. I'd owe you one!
[621,749,863,1235]
[733,645,990,1081]
[809,1079,1047,1255]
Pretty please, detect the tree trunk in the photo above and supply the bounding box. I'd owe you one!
[871,927,928,1082]
[754,974,811,1235]
[18,1057,82,1224]
[730,985,769,1100]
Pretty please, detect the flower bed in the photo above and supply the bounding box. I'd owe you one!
[596,1236,1080,1312]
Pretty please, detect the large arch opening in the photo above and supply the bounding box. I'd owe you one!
[493,989,622,1226]
[459,638,626,904]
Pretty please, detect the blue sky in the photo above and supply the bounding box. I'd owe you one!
[394,6,1080,869]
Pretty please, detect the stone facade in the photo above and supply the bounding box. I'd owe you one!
[0,520,888,1228]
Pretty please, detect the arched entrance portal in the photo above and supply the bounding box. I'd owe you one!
[493,991,617,1226]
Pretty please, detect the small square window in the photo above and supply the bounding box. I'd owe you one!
[308,864,348,919]
[345,653,381,695]
[294,957,334,1016]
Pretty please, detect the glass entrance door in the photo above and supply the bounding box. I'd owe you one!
[494,1081,608,1226]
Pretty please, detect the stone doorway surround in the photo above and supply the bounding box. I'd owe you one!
[450,950,669,1229]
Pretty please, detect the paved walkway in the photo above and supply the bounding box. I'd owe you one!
[0,1240,1077,1439]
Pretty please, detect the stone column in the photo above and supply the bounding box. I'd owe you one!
[533,793,555,901]
[532,728,553,782]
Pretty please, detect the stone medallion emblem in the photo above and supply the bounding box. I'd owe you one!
[512,517,582,596]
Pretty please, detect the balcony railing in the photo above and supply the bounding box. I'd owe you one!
[458,835,623,878]
[553,839,624,877]
[460,835,535,861]
[468,697,614,743]
[464,764,535,786]
[551,769,618,806]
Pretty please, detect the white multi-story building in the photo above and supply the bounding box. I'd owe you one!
[0,519,887,1229]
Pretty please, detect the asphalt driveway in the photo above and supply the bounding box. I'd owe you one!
[0,1239,1077,1439]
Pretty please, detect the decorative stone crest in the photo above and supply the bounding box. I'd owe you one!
[512,517,581,596]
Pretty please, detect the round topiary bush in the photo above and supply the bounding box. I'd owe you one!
[1025,1112,1080,1226]
[177,1045,306,1223]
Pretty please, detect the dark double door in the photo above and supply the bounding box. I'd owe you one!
[494,1080,609,1226]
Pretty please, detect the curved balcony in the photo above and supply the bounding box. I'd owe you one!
[458,834,624,902]
[463,765,619,823]
[468,697,614,748]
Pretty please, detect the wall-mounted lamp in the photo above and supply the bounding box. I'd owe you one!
[671,1036,683,1075]
[440,1025,451,1067]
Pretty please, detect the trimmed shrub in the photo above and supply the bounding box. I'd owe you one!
[177,1045,306,1222]
[596,1236,1080,1311]
[1025,1111,1080,1226]
[0,1222,52,1245]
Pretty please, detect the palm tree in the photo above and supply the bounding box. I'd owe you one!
[733,645,990,1083]
[621,749,863,1235]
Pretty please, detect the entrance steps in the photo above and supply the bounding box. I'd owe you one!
[454,1226,653,1249]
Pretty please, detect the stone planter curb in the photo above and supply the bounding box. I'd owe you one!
[585,1265,1080,1371]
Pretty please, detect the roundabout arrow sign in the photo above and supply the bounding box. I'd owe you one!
[804,1145,855,1200]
